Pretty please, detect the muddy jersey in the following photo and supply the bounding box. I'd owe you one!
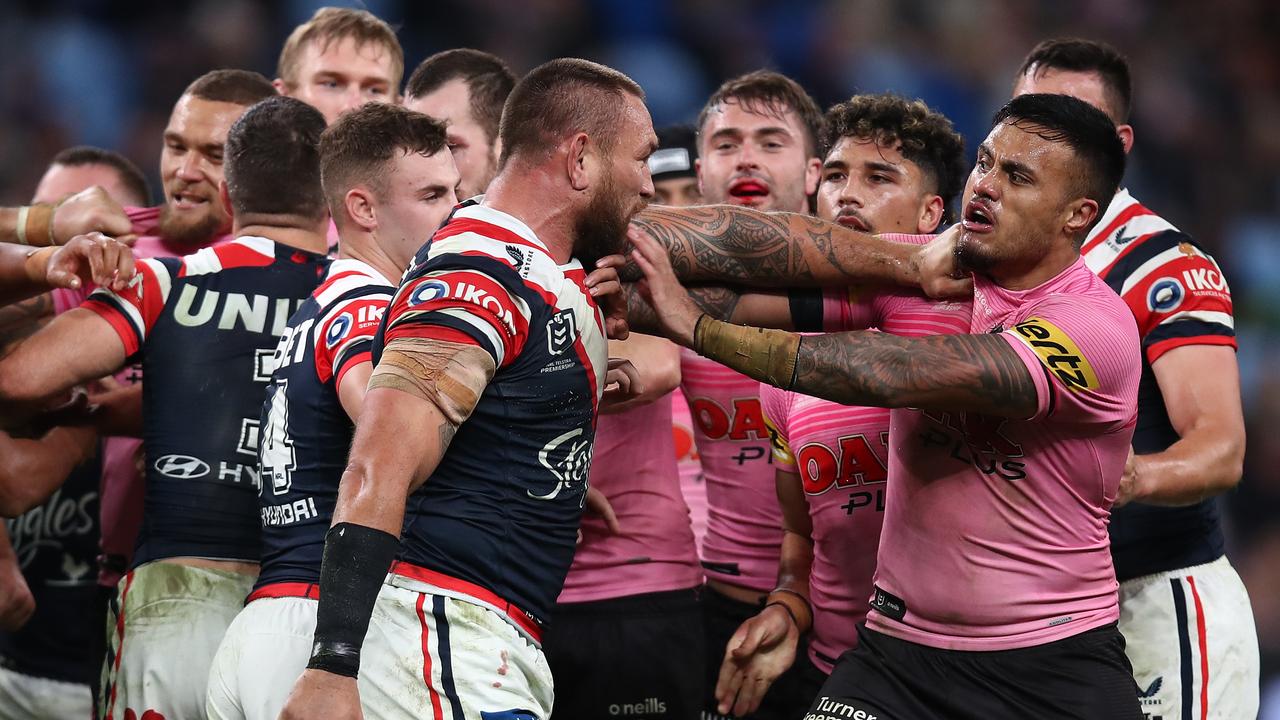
[254,260,393,590]
[1082,189,1237,580]
[83,237,329,566]
[374,201,608,626]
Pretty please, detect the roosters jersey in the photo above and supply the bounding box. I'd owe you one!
[374,201,608,626]
[254,260,393,590]
[1082,189,1237,580]
[82,237,329,566]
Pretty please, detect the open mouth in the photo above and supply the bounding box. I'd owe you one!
[962,200,995,233]
[836,212,871,232]
[170,192,211,211]
[728,179,770,205]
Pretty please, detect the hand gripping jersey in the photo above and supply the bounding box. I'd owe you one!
[254,260,393,591]
[681,350,781,592]
[1082,189,1237,581]
[82,237,329,566]
[867,258,1141,651]
[51,206,235,586]
[374,201,608,627]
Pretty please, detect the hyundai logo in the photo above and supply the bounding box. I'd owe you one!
[154,454,211,479]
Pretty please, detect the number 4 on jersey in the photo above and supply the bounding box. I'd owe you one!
[260,380,297,496]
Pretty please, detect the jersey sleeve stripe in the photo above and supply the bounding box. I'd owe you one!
[1083,202,1151,254]
[391,312,502,366]
[1147,335,1237,364]
[433,220,552,261]
[82,295,144,356]
[333,349,372,390]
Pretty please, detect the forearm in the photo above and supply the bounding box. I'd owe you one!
[1132,429,1245,506]
[0,206,56,248]
[629,205,917,287]
[0,246,57,307]
[693,317,1037,418]
[0,426,97,516]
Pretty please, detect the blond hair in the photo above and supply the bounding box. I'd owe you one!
[277,7,404,91]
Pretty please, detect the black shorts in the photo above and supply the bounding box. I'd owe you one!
[543,587,703,719]
[806,623,1143,720]
[702,585,811,720]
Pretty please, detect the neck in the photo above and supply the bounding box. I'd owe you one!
[234,214,328,255]
[985,240,1079,291]
[336,230,403,285]
[481,161,576,264]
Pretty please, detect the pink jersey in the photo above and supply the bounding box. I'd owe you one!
[671,388,708,553]
[50,206,232,586]
[868,257,1141,651]
[557,394,702,603]
[681,349,780,592]
[770,275,970,672]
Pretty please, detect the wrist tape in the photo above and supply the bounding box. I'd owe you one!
[693,315,800,389]
[307,522,401,678]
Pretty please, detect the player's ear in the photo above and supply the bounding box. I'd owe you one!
[803,156,822,197]
[566,132,590,192]
[271,78,289,97]
[219,181,233,219]
[919,195,945,234]
[344,187,377,232]
[1063,197,1099,239]
[1116,124,1135,155]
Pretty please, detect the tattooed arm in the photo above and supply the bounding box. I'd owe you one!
[629,225,1037,418]
[627,205,964,293]
[624,282,796,336]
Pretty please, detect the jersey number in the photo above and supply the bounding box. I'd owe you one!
[260,380,298,496]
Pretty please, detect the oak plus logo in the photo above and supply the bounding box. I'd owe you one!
[547,308,577,355]
[154,454,210,479]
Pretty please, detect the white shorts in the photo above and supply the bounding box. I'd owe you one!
[206,585,318,720]
[359,566,554,720]
[0,664,92,720]
[100,561,256,720]
[1119,555,1259,720]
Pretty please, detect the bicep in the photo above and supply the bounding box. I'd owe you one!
[336,361,373,421]
[0,308,125,405]
[0,427,97,516]
[1150,344,1243,437]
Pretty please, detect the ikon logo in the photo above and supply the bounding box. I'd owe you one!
[154,454,210,479]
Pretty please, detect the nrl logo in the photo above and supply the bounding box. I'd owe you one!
[547,308,577,355]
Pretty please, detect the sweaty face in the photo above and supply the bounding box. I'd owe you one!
[653,176,701,207]
[405,80,498,200]
[955,121,1082,278]
[374,149,461,269]
[697,100,816,213]
[816,136,938,233]
[283,36,396,125]
[33,163,145,207]
[574,94,657,267]
[158,95,246,246]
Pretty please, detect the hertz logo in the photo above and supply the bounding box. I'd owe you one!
[1011,317,1098,392]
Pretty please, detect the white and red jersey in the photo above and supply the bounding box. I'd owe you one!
[671,389,708,552]
[378,200,609,628]
[50,205,234,586]
[681,351,780,593]
[869,258,1141,651]
[1083,189,1238,581]
[558,394,702,604]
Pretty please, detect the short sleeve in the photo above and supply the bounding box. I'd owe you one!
[315,293,390,387]
[80,258,174,357]
[383,263,532,368]
[999,297,1140,427]
[1113,231,1236,364]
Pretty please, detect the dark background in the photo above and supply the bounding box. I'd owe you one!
[3,0,1278,706]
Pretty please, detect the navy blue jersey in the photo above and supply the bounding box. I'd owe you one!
[374,202,607,626]
[255,260,393,590]
[84,237,329,566]
[1082,190,1236,580]
[0,453,102,684]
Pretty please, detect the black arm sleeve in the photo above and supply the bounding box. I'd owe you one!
[306,522,401,678]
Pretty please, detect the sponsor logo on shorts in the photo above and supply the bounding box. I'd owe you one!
[1009,317,1099,392]
[608,698,667,716]
[154,454,210,479]
[804,697,881,720]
